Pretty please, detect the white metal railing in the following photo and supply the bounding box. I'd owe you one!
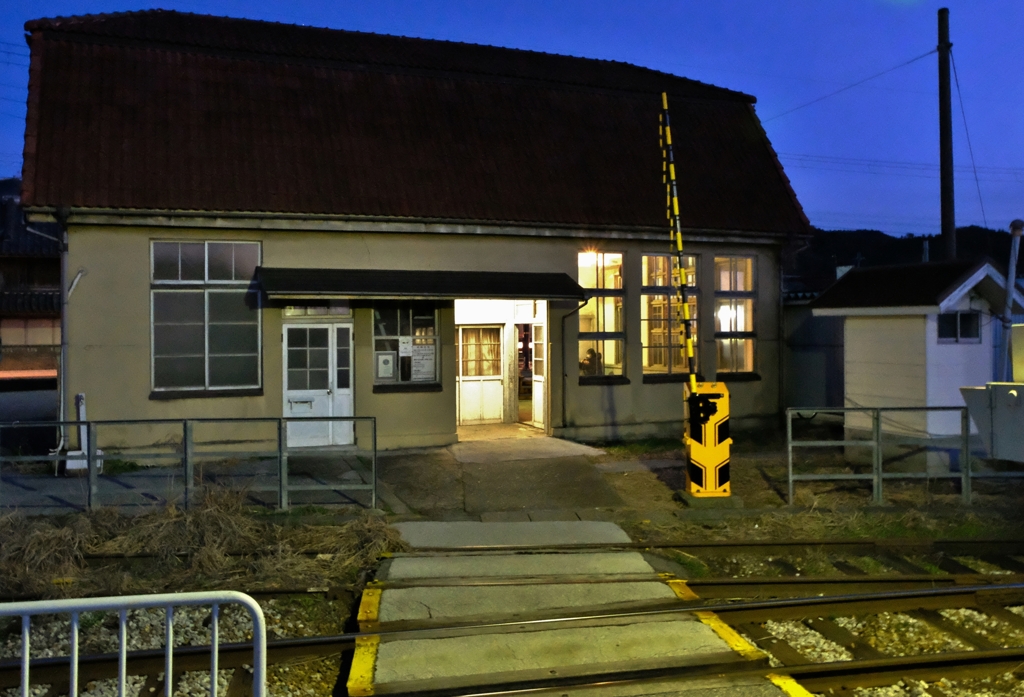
[1,590,266,697]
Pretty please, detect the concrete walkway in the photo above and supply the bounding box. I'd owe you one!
[350,521,789,697]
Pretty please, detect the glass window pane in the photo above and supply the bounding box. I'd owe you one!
[153,291,204,324]
[288,369,308,391]
[578,252,598,289]
[735,258,754,292]
[715,258,732,292]
[208,291,254,322]
[153,243,179,281]
[209,324,259,354]
[642,255,669,287]
[154,356,205,388]
[308,347,329,369]
[308,369,329,390]
[960,312,980,340]
[208,242,233,280]
[337,368,350,389]
[717,338,754,373]
[937,313,958,340]
[288,328,308,348]
[233,243,260,280]
[210,355,258,387]
[715,299,753,333]
[374,308,398,337]
[180,243,205,281]
[601,254,623,290]
[412,311,435,336]
[288,348,307,369]
[399,308,411,336]
[578,339,623,376]
[308,328,329,348]
[375,339,398,353]
[154,325,204,357]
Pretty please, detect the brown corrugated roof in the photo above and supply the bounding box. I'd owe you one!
[21,10,809,234]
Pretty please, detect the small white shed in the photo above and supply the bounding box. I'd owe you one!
[812,259,1024,438]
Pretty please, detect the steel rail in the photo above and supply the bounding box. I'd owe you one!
[7,582,1024,689]
[392,537,1024,555]
[365,646,1024,697]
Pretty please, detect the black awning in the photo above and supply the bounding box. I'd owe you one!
[257,267,586,301]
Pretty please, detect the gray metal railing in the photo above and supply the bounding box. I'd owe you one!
[0,416,377,511]
[1,590,266,697]
[787,406,1024,506]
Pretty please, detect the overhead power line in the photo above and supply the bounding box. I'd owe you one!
[777,152,1024,183]
[950,49,987,228]
[764,49,937,122]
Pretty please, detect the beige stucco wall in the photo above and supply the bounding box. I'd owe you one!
[64,223,783,449]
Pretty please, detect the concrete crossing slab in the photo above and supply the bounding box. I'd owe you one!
[393,520,632,548]
[378,582,678,621]
[386,552,656,579]
[373,618,738,685]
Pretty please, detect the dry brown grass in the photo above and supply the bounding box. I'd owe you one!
[0,487,407,598]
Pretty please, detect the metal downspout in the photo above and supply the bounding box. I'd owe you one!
[55,207,70,450]
[560,300,589,431]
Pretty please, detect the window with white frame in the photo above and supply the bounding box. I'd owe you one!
[373,301,439,383]
[577,252,625,377]
[151,241,261,391]
[714,256,756,373]
[641,254,698,374]
[937,311,981,343]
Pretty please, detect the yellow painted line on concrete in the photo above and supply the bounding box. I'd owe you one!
[357,586,382,626]
[665,579,700,601]
[346,635,380,697]
[694,611,765,662]
[767,673,816,697]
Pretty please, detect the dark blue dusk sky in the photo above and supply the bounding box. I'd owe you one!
[1,1,1021,236]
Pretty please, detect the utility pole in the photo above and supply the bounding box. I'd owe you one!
[938,8,955,260]
[1002,220,1023,381]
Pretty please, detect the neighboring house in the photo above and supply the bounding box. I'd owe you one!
[19,10,809,450]
[0,177,61,385]
[811,260,1024,438]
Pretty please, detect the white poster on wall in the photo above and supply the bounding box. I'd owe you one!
[399,336,413,357]
[411,343,436,381]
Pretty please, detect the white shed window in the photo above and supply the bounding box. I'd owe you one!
[937,311,981,343]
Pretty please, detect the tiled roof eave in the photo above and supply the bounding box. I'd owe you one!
[22,206,800,242]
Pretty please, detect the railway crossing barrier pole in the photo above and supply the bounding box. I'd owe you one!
[87,423,99,511]
[960,408,972,505]
[183,420,195,509]
[871,410,884,505]
[278,418,289,511]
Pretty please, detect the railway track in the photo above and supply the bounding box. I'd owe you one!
[7,537,1024,695]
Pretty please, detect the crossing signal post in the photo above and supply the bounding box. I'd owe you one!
[661,92,732,497]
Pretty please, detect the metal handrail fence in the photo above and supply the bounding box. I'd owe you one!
[787,406,1024,506]
[1,590,266,697]
[0,416,377,511]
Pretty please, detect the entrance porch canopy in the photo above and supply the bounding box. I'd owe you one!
[257,268,586,301]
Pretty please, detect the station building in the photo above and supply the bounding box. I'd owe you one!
[20,11,809,450]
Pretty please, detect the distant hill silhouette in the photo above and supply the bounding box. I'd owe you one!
[784,225,1024,297]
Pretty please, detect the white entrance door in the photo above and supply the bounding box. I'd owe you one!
[531,324,546,427]
[457,326,504,424]
[284,324,354,446]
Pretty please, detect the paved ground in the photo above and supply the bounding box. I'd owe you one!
[0,421,711,520]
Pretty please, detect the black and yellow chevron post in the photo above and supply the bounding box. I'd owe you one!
[661,92,732,497]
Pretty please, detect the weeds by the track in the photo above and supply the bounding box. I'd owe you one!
[0,487,407,598]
